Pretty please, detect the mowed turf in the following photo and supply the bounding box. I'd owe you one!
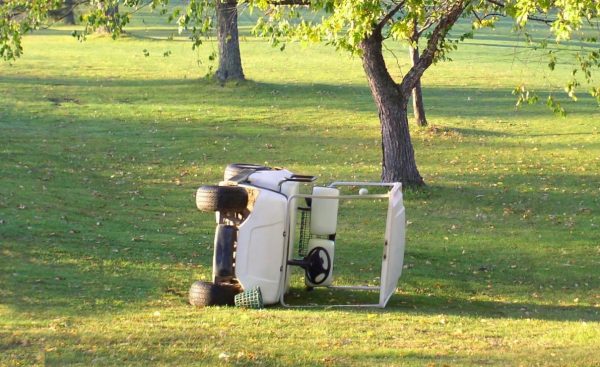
[0,10,599,367]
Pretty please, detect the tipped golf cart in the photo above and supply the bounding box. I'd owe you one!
[189,163,406,308]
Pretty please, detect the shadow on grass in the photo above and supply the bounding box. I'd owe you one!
[30,26,203,43]
[389,293,600,322]
[451,127,598,138]
[3,74,599,120]
[2,72,598,324]
[282,287,599,322]
[0,240,163,318]
[0,320,507,366]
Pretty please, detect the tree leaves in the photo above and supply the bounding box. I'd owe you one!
[247,0,600,110]
[2,0,599,110]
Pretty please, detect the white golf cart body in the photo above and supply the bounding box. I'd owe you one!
[200,167,406,308]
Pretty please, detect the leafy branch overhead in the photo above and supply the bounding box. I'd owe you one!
[248,0,599,184]
[1,0,599,184]
[0,0,222,60]
[2,0,599,98]
[250,0,600,106]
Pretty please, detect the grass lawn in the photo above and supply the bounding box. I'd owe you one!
[1,9,599,367]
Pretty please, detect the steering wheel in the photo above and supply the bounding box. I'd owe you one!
[305,247,332,285]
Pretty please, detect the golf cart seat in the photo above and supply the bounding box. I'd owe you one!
[304,186,339,287]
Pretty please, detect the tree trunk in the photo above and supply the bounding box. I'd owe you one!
[47,0,76,24]
[360,32,424,186]
[64,0,76,25]
[216,0,244,82]
[409,45,427,127]
[96,2,118,34]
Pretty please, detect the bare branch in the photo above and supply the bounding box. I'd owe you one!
[5,0,89,21]
[46,0,89,24]
[483,0,554,24]
[268,0,311,5]
[527,15,553,25]
[416,18,436,37]
[375,0,407,32]
[480,12,503,20]
[485,0,505,7]
[400,0,467,95]
[415,2,456,38]
[383,41,404,78]
[472,9,482,23]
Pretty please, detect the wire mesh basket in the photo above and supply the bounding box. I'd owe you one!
[297,207,311,257]
[234,286,264,309]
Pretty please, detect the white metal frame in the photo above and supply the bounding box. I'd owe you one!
[278,182,404,308]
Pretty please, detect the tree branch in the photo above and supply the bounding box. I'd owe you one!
[527,15,553,25]
[375,0,407,32]
[483,0,554,24]
[46,0,89,24]
[471,9,482,23]
[485,0,505,7]
[5,0,88,21]
[400,0,467,95]
[416,17,436,38]
[267,0,311,5]
[415,2,455,38]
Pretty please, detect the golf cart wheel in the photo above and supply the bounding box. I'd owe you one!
[224,163,271,181]
[196,185,248,212]
[189,281,240,307]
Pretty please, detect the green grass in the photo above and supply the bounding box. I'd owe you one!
[1,12,599,367]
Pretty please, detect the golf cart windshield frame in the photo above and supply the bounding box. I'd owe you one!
[279,181,405,308]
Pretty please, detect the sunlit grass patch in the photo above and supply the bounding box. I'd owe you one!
[1,13,599,367]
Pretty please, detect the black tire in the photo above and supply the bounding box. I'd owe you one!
[189,281,240,307]
[196,185,248,212]
[224,163,271,181]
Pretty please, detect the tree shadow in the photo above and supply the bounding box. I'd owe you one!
[450,127,596,138]
[2,74,598,120]
[0,240,163,318]
[2,71,598,323]
[0,319,508,366]
[281,287,599,322]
